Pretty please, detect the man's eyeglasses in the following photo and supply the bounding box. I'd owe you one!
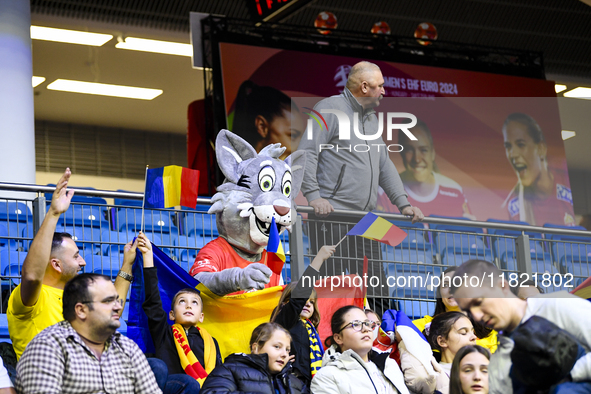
[81,296,123,307]
[339,320,378,333]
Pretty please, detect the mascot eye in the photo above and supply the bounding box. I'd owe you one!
[282,171,292,197]
[258,166,276,192]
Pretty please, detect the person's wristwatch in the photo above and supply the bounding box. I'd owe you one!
[117,270,134,283]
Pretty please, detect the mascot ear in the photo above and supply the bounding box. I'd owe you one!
[284,150,306,199]
[216,130,258,184]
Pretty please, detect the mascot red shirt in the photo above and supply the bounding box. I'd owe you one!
[189,130,305,296]
[190,238,279,285]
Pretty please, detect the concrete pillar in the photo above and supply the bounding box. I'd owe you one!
[0,0,36,193]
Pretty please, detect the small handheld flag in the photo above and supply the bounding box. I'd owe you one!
[347,212,407,247]
[144,165,199,209]
[266,217,286,276]
[571,275,591,300]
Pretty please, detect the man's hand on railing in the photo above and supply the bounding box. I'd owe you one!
[401,205,424,224]
[310,198,334,218]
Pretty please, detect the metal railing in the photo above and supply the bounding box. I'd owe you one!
[1,182,590,319]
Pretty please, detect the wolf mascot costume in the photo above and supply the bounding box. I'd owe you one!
[189,130,306,295]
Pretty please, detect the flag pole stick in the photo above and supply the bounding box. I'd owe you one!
[141,165,149,234]
[334,234,348,248]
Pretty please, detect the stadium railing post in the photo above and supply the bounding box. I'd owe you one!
[32,194,46,236]
[290,215,305,281]
[515,234,533,277]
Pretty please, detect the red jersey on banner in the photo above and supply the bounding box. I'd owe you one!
[376,173,471,218]
[189,237,282,292]
[504,170,575,226]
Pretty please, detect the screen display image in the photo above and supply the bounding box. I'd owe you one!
[218,42,571,226]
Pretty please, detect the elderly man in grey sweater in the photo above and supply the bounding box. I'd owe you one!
[298,61,423,314]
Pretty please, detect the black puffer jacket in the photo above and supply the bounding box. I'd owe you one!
[273,265,321,386]
[200,353,309,394]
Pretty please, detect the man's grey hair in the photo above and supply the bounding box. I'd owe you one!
[346,61,381,90]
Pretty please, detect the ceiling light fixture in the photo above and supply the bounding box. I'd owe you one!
[555,84,567,93]
[31,26,113,46]
[32,76,46,87]
[561,130,576,140]
[115,37,192,57]
[563,87,591,100]
[46,79,163,100]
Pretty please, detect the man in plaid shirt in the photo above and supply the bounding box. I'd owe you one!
[16,273,162,394]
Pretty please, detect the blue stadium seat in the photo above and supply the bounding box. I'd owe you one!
[1,251,27,286]
[439,236,491,263]
[429,216,490,262]
[118,318,128,336]
[389,268,435,300]
[101,230,161,255]
[0,314,10,342]
[113,196,143,207]
[560,256,590,287]
[530,254,559,274]
[143,231,177,256]
[486,219,541,237]
[175,236,211,263]
[71,195,107,205]
[112,207,140,231]
[52,204,109,229]
[543,224,591,266]
[388,220,430,248]
[183,212,218,237]
[500,242,550,271]
[0,202,33,249]
[0,249,26,272]
[282,262,291,284]
[54,225,102,256]
[395,299,436,321]
[382,247,435,267]
[3,262,23,286]
[487,218,546,268]
[0,224,15,250]
[116,208,178,236]
[85,254,123,279]
[6,220,33,249]
[429,215,485,235]
[0,202,32,222]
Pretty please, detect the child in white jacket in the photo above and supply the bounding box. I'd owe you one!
[311,306,409,394]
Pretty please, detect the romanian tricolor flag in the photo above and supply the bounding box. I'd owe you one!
[571,275,591,300]
[144,165,199,209]
[128,243,284,359]
[347,212,407,247]
[266,217,286,276]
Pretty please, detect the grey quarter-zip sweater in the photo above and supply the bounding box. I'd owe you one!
[298,87,409,212]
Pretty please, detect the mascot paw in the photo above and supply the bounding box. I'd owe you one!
[238,263,272,291]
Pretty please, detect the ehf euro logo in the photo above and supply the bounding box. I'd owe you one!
[334,65,351,89]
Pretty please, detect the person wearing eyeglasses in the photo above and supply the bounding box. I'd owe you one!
[16,273,162,394]
[311,305,410,394]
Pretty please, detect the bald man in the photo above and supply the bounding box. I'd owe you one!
[298,61,423,314]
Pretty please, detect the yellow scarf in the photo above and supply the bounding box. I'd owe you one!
[172,324,216,385]
[303,319,323,377]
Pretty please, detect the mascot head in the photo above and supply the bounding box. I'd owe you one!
[209,130,306,256]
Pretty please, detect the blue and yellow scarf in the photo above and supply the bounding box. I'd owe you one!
[303,319,324,377]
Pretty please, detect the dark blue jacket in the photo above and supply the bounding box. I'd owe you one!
[272,265,322,386]
[200,353,309,394]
